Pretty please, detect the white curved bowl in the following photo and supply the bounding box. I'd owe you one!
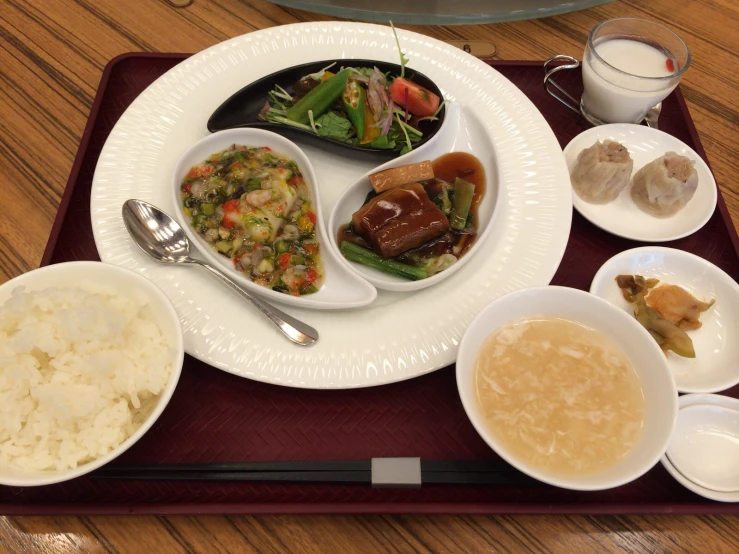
[0,261,184,487]
[328,102,502,292]
[456,286,678,491]
[590,247,739,394]
[171,128,377,309]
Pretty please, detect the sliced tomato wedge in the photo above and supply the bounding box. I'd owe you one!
[390,78,440,118]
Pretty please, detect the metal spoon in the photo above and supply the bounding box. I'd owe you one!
[121,199,318,347]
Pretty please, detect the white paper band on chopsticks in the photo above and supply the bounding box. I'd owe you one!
[371,457,422,488]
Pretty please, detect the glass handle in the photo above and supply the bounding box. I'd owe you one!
[543,55,581,114]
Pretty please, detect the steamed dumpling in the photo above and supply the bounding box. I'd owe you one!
[570,140,634,204]
[631,152,698,217]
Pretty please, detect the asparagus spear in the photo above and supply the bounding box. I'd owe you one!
[340,241,428,281]
[449,177,475,230]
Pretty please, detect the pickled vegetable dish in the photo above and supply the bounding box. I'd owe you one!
[180,145,324,296]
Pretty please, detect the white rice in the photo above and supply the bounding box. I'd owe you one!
[0,285,173,472]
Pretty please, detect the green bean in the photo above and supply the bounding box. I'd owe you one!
[340,241,428,281]
[286,69,351,125]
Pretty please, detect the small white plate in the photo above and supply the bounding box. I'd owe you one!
[590,247,739,393]
[661,394,739,503]
[563,124,717,242]
[666,404,739,492]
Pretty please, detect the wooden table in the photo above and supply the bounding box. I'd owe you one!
[2,0,738,551]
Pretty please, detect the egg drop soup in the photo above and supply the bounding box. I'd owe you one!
[474,317,645,476]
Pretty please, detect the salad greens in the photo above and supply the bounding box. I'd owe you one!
[259,23,443,155]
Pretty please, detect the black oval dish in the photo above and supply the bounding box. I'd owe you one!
[207,59,446,162]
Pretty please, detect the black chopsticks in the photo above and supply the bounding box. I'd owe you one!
[92,459,540,487]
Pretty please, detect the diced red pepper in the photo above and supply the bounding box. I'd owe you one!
[222,199,239,212]
[288,176,303,186]
[303,243,319,255]
[306,211,317,225]
[305,268,318,284]
[222,218,236,230]
[182,183,191,194]
[186,164,213,179]
[278,253,292,270]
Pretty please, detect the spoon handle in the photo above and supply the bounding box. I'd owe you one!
[191,259,318,346]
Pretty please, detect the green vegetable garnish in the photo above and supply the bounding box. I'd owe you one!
[389,21,408,79]
[285,69,351,125]
[315,112,354,142]
[342,80,366,140]
[340,241,428,281]
[449,178,475,230]
[368,135,396,149]
[395,113,413,155]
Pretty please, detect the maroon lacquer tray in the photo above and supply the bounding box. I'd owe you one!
[3,54,739,515]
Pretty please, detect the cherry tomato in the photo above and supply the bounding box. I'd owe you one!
[390,78,440,118]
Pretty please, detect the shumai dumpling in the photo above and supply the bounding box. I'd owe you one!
[570,140,634,204]
[631,152,698,217]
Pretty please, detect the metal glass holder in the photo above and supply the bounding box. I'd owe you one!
[543,54,582,115]
[543,54,662,129]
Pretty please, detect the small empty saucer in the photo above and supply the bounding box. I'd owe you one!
[661,394,739,502]
[666,404,739,492]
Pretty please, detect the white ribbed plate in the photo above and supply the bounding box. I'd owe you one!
[91,22,572,389]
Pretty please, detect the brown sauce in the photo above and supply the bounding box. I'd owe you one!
[338,152,486,264]
[431,152,486,219]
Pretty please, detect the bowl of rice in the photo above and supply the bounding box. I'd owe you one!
[0,261,184,486]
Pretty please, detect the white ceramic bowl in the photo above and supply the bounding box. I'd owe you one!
[171,128,376,310]
[456,286,678,491]
[0,261,184,487]
[661,393,739,503]
[590,247,739,394]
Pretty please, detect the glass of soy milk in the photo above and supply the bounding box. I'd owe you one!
[581,18,691,125]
